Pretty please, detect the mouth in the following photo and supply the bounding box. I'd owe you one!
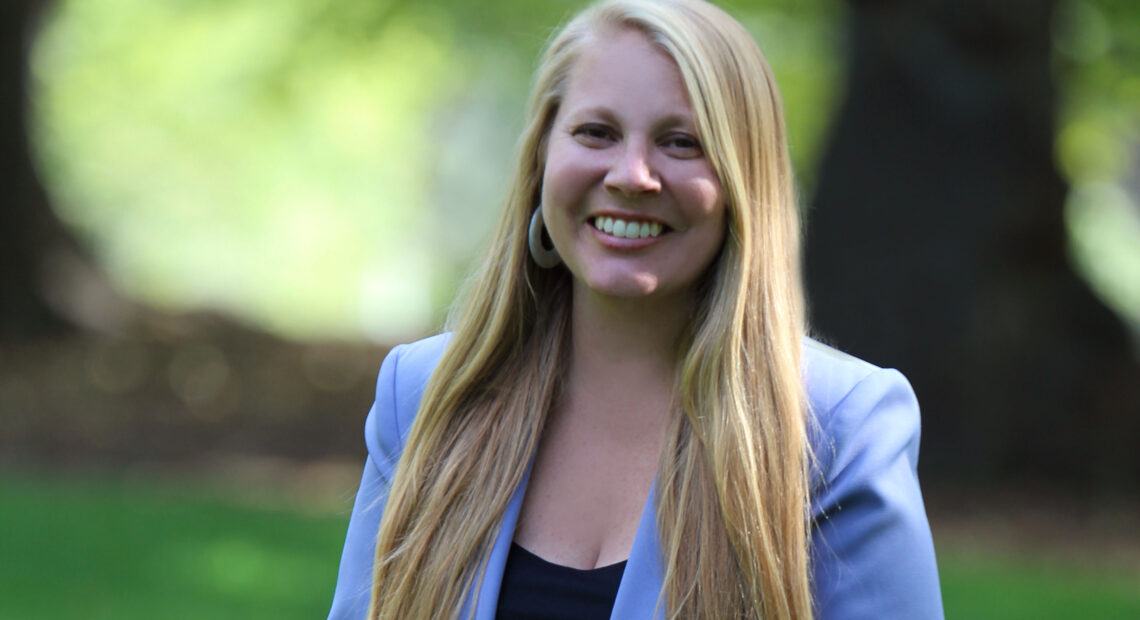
[591,216,666,239]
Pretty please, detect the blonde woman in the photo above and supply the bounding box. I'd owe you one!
[328,0,942,618]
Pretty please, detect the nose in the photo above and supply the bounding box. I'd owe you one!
[604,141,661,196]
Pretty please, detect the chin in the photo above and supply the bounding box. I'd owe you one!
[581,272,663,300]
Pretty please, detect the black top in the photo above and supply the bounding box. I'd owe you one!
[496,542,627,620]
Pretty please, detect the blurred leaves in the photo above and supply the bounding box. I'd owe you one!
[1054,0,1140,332]
[33,0,463,340]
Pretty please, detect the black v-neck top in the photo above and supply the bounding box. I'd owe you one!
[495,542,627,620]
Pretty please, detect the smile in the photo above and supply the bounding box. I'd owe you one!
[591,216,664,239]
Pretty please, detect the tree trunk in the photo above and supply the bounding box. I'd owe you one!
[1,0,134,342]
[806,0,1140,486]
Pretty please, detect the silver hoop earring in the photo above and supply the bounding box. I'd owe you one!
[528,207,562,268]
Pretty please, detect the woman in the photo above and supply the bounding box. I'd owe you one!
[329,0,943,618]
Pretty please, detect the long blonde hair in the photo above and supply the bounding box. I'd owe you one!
[367,1,811,618]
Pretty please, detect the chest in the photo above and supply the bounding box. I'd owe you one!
[512,412,661,570]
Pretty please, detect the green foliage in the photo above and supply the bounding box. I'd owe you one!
[33,0,466,340]
[1055,0,1140,331]
[31,0,840,340]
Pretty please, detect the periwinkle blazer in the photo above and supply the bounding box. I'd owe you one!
[328,334,944,619]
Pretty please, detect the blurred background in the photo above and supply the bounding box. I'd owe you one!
[2,0,1138,617]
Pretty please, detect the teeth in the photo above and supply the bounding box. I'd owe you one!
[592,217,663,239]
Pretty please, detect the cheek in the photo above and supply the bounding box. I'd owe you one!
[687,175,728,253]
[689,175,725,216]
[539,147,582,253]
[540,152,571,210]
[541,135,611,209]
[674,174,727,250]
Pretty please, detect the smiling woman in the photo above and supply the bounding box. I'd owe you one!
[327,1,942,619]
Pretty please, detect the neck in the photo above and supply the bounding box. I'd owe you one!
[558,286,693,438]
[570,287,691,367]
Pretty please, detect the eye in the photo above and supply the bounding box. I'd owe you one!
[571,123,615,147]
[661,133,704,157]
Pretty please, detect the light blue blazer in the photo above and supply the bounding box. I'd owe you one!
[328,334,944,619]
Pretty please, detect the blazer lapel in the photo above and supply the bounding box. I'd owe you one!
[468,465,533,620]
[610,482,665,620]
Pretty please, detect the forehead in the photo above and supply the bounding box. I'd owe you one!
[561,27,694,117]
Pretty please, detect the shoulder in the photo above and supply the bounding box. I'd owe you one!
[326,333,453,619]
[802,337,912,419]
[802,339,943,618]
[378,332,452,410]
[802,337,921,486]
[364,333,452,463]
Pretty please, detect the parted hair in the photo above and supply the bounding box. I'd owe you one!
[366,0,812,617]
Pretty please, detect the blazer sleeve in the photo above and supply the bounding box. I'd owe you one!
[810,368,944,619]
[327,344,410,620]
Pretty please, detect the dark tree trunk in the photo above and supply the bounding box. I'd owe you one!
[2,0,59,339]
[1,0,133,342]
[806,0,1140,486]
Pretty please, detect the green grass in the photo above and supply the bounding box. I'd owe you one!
[939,547,1140,620]
[2,472,1139,619]
[0,472,351,620]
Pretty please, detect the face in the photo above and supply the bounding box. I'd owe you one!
[540,27,726,304]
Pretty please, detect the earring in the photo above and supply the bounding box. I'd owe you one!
[528,206,562,268]
[526,207,563,267]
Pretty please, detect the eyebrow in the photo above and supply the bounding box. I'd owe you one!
[563,105,696,132]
